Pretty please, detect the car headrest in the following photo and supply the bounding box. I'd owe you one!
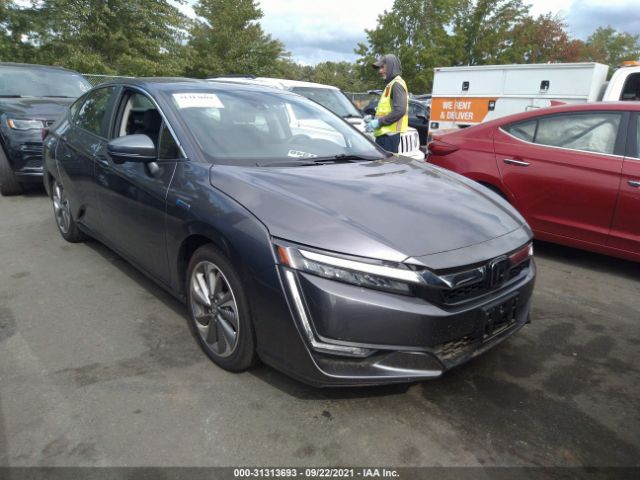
[142,109,162,131]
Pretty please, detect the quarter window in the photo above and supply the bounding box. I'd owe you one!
[536,113,621,155]
[158,124,181,160]
[505,119,537,142]
[74,87,115,137]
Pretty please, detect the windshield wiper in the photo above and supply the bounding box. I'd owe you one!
[310,154,381,164]
[43,95,74,98]
[342,114,362,119]
[0,95,25,98]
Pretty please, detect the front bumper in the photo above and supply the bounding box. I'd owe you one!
[2,129,45,182]
[274,259,535,387]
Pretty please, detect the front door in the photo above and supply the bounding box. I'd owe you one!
[94,89,182,284]
[609,112,640,254]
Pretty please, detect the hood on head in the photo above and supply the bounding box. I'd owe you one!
[382,54,402,83]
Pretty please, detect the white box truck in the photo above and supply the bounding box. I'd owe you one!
[429,62,640,139]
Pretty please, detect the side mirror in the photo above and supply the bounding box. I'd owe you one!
[417,114,429,123]
[108,134,156,163]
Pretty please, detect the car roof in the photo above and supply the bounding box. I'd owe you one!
[0,62,83,74]
[209,76,341,91]
[92,77,302,97]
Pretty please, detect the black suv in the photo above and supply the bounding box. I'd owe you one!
[0,63,91,195]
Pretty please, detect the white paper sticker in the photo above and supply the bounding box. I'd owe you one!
[172,93,224,109]
[287,149,317,158]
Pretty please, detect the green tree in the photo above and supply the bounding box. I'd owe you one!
[452,0,529,66]
[0,0,40,62]
[501,13,584,64]
[582,26,640,68]
[33,0,191,75]
[307,61,369,91]
[186,0,289,78]
[355,0,461,93]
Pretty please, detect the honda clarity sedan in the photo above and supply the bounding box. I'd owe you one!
[43,78,535,386]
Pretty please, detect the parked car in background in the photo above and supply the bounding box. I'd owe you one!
[427,102,640,262]
[0,62,90,195]
[211,77,423,160]
[408,98,430,147]
[43,78,535,386]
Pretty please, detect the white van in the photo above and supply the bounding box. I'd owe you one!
[209,76,423,160]
[429,61,640,139]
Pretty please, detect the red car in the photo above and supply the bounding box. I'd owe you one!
[427,102,640,262]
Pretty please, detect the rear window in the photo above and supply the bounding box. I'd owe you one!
[0,66,90,98]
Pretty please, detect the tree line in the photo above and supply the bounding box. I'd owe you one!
[1,0,639,93]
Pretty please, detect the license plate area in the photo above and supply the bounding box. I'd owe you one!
[481,292,519,342]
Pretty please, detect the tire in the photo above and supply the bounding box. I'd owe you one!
[480,182,509,202]
[50,179,87,242]
[0,148,23,196]
[186,244,257,372]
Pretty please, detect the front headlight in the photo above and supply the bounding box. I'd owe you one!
[276,244,423,295]
[7,118,46,131]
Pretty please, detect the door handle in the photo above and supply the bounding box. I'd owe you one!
[96,154,110,167]
[628,180,640,188]
[504,159,530,167]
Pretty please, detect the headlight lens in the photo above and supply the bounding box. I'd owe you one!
[276,244,422,295]
[7,118,46,130]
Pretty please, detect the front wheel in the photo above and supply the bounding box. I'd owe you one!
[51,179,87,242]
[186,245,257,372]
[0,148,22,196]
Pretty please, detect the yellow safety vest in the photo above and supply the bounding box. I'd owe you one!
[374,76,409,137]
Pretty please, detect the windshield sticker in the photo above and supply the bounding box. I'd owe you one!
[287,150,317,158]
[172,93,224,109]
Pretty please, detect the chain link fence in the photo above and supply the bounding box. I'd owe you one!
[82,74,135,87]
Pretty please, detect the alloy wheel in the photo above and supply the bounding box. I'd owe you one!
[52,182,71,234]
[189,261,240,358]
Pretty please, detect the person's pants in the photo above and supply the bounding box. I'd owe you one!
[375,134,401,153]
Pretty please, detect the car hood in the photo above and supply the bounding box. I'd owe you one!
[0,97,75,120]
[209,157,525,262]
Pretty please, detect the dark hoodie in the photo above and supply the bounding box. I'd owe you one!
[377,54,408,129]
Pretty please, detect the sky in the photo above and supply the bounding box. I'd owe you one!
[177,0,639,65]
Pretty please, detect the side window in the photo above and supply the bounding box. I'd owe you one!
[116,91,161,139]
[636,115,640,159]
[69,95,84,120]
[74,87,115,137]
[536,113,621,155]
[158,123,182,160]
[620,73,640,101]
[505,119,537,142]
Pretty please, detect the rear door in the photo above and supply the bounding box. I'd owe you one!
[494,110,627,245]
[56,85,118,233]
[608,111,640,254]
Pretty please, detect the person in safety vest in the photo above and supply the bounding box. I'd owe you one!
[366,54,408,153]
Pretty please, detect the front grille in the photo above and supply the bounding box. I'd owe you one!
[436,259,531,306]
[509,259,530,280]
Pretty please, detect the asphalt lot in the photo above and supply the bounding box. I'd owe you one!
[0,187,639,468]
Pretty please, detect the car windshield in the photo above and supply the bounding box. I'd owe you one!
[169,89,381,165]
[0,66,91,98]
[289,87,362,118]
